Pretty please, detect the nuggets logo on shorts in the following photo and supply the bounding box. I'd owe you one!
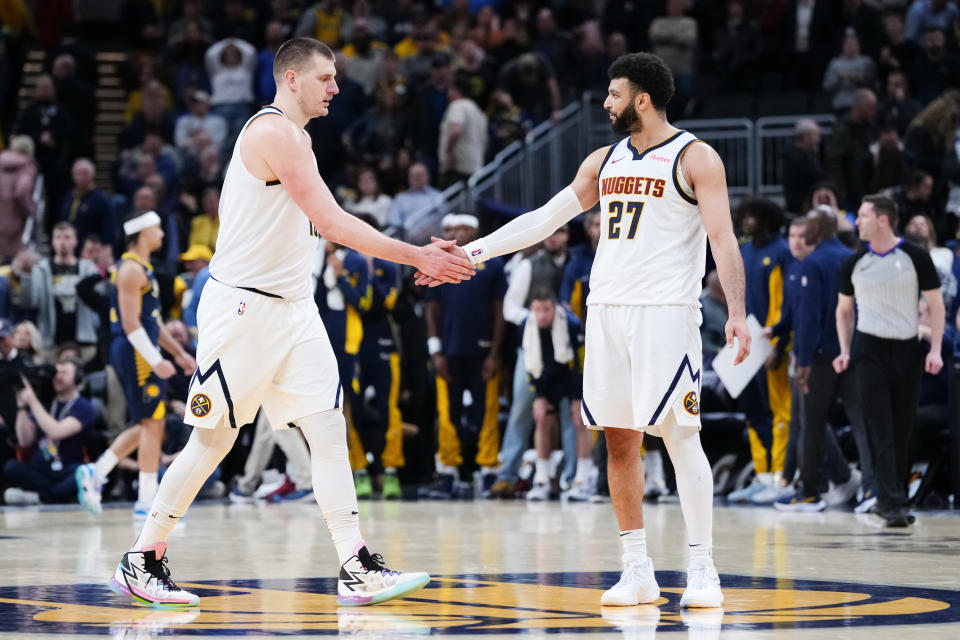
[683,391,700,416]
[190,393,213,418]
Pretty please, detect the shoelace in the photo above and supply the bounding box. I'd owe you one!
[360,552,399,577]
[143,554,183,592]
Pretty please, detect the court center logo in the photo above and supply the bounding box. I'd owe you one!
[189,393,212,418]
[0,572,958,636]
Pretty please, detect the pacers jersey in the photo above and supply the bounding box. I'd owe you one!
[210,105,320,300]
[589,130,706,307]
[109,252,161,342]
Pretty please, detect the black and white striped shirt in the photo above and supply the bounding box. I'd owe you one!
[838,239,941,340]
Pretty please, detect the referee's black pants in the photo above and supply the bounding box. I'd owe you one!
[800,351,866,498]
[852,332,924,512]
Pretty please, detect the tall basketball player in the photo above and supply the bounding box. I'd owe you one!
[107,38,474,608]
[418,53,750,607]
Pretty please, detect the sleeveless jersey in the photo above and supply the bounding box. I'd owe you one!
[589,130,707,307]
[109,252,161,341]
[209,105,320,300]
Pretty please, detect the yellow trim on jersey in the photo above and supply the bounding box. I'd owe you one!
[121,251,153,272]
[358,284,374,312]
[345,306,363,354]
[673,140,703,202]
[384,287,398,311]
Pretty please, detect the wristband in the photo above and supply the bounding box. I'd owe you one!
[427,337,443,355]
[127,327,164,367]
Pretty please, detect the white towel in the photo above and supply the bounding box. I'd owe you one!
[523,305,574,379]
[324,249,347,311]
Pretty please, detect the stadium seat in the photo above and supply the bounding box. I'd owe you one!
[699,92,755,119]
[756,90,811,117]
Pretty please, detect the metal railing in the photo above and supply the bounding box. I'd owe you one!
[675,118,755,199]
[392,100,585,241]
[755,114,836,200]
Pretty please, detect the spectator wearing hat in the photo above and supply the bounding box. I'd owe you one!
[174,90,228,152]
[178,244,212,344]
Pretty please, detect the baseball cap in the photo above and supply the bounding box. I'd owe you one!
[180,244,213,262]
[0,318,14,338]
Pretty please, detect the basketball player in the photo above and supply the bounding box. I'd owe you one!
[107,38,474,608]
[418,53,750,607]
[76,212,197,517]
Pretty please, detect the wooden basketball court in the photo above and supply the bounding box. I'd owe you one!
[1,500,959,638]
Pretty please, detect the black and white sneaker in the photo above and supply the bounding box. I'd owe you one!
[337,544,430,606]
[109,543,199,607]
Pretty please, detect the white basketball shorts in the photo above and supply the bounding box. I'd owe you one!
[183,277,342,430]
[581,304,703,436]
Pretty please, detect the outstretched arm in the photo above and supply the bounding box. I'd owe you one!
[245,116,474,284]
[683,142,750,364]
[414,146,608,287]
[458,146,606,264]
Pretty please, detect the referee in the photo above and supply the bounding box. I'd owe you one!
[835,195,944,527]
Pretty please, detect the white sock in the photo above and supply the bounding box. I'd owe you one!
[660,416,714,565]
[689,542,713,566]
[133,422,238,551]
[94,450,118,483]
[620,528,647,564]
[534,458,550,485]
[575,458,593,486]
[138,471,158,504]
[298,410,364,565]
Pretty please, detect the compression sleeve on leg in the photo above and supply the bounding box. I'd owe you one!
[462,187,583,264]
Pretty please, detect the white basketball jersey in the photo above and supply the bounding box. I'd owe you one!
[209,106,320,300]
[588,130,706,307]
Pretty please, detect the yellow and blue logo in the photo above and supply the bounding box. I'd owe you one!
[0,572,957,636]
[683,391,700,416]
[190,393,212,418]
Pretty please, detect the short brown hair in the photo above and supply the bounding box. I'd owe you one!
[273,38,334,83]
[863,194,899,228]
[52,221,76,234]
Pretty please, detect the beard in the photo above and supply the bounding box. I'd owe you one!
[611,103,640,133]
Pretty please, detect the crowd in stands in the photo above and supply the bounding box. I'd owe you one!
[0,0,957,517]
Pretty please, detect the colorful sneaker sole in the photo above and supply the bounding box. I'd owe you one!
[108,576,198,608]
[336,572,430,607]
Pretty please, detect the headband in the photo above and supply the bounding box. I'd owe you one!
[123,211,162,236]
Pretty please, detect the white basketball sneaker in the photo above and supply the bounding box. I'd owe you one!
[680,561,723,608]
[337,544,430,606]
[75,463,102,515]
[601,556,660,606]
[109,543,200,607]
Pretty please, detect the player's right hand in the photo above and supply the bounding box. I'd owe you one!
[414,239,475,286]
[154,360,176,379]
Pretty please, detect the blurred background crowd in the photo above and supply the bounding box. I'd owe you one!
[0,0,957,516]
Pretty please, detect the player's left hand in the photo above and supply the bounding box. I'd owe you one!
[175,352,197,375]
[926,350,943,375]
[413,238,474,286]
[726,315,751,365]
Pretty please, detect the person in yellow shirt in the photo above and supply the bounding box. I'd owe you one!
[188,187,220,252]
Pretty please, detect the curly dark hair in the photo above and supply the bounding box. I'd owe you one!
[607,53,675,112]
